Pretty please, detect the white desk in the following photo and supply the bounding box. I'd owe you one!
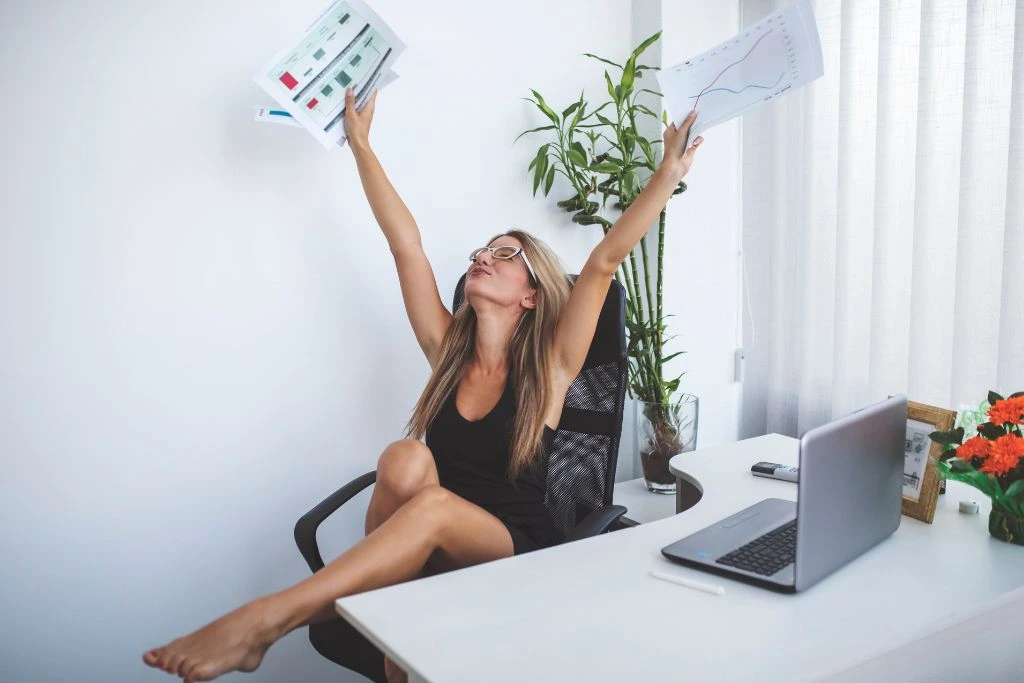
[337,434,1024,682]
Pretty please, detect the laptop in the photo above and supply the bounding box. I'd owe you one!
[661,394,907,593]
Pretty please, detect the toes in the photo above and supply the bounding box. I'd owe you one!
[143,649,159,666]
[176,656,194,677]
[166,652,185,676]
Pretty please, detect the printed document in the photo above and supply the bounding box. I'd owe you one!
[253,0,405,149]
[657,0,823,138]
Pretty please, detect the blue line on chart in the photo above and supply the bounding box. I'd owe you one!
[269,110,293,118]
[688,73,784,99]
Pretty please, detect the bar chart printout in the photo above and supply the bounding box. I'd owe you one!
[657,0,823,138]
[253,0,405,149]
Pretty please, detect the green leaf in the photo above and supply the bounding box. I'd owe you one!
[621,55,636,98]
[605,71,618,105]
[1010,391,1024,399]
[583,53,623,70]
[978,422,1006,439]
[631,31,662,60]
[929,430,962,445]
[543,166,556,195]
[571,140,587,162]
[569,92,586,130]
[634,104,660,120]
[567,149,587,168]
[989,390,1006,405]
[514,124,556,143]
[1004,479,1024,501]
[637,137,655,167]
[590,162,621,173]
[640,88,664,98]
[530,89,560,126]
[561,101,581,119]
[532,154,549,196]
[622,170,640,197]
[584,101,614,120]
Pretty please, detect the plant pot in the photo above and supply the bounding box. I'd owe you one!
[988,505,1024,546]
[636,395,698,494]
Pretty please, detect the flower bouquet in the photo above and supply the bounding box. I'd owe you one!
[931,391,1024,545]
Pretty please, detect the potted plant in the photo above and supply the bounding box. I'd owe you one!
[931,390,1024,545]
[517,32,697,493]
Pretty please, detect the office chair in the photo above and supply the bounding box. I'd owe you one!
[293,274,629,682]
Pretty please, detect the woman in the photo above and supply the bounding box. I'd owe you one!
[142,87,702,683]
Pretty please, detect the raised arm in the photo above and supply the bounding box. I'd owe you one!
[552,111,704,384]
[344,88,452,368]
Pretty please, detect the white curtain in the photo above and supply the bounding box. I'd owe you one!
[740,0,1024,438]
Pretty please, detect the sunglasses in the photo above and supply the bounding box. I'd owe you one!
[468,246,538,285]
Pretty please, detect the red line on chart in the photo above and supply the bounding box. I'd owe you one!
[692,30,774,112]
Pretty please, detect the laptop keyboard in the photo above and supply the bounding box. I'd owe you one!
[716,520,797,577]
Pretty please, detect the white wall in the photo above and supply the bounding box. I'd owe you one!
[0,1,738,681]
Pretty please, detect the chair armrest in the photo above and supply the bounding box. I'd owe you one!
[564,504,628,543]
[294,471,377,573]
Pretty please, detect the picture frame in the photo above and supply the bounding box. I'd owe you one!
[902,400,957,523]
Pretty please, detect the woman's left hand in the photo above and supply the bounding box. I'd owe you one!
[659,110,703,181]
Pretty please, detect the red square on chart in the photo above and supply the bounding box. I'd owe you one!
[307,98,319,109]
[279,72,298,89]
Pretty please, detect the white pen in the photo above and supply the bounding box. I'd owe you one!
[649,569,726,596]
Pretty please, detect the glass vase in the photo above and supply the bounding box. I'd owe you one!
[636,395,699,494]
[988,503,1024,546]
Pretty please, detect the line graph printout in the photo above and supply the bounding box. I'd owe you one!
[253,0,405,149]
[657,0,823,138]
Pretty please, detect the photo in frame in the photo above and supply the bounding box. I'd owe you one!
[902,400,957,523]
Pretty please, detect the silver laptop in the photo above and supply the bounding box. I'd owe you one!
[661,394,907,593]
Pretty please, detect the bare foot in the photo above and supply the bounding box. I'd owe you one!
[384,655,408,683]
[142,598,283,682]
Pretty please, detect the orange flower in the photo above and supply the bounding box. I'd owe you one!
[978,434,1024,477]
[988,396,1024,426]
[956,435,991,460]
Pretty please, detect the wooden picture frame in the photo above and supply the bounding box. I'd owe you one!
[902,400,957,523]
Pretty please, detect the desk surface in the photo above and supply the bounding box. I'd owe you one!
[337,434,1024,683]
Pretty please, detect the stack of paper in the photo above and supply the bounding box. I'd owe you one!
[253,0,404,149]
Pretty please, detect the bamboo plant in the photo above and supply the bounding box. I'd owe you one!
[517,32,693,482]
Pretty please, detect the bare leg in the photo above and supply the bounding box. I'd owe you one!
[363,440,439,682]
[365,439,440,535]
[142,486,513,683]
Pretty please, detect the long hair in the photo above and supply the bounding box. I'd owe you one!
[404,230,572,480]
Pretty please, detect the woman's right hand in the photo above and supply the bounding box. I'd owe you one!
[343,87,378,151]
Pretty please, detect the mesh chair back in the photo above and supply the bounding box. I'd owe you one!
[453,274,628,537]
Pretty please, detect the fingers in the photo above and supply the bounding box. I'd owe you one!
[683,135,704,161]
[679,109,697,135]
[664,110,698,151]
[344,87,378,112]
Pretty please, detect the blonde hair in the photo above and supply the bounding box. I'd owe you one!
[404,230,572,480]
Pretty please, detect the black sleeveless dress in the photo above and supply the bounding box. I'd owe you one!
[425,380,563,555]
